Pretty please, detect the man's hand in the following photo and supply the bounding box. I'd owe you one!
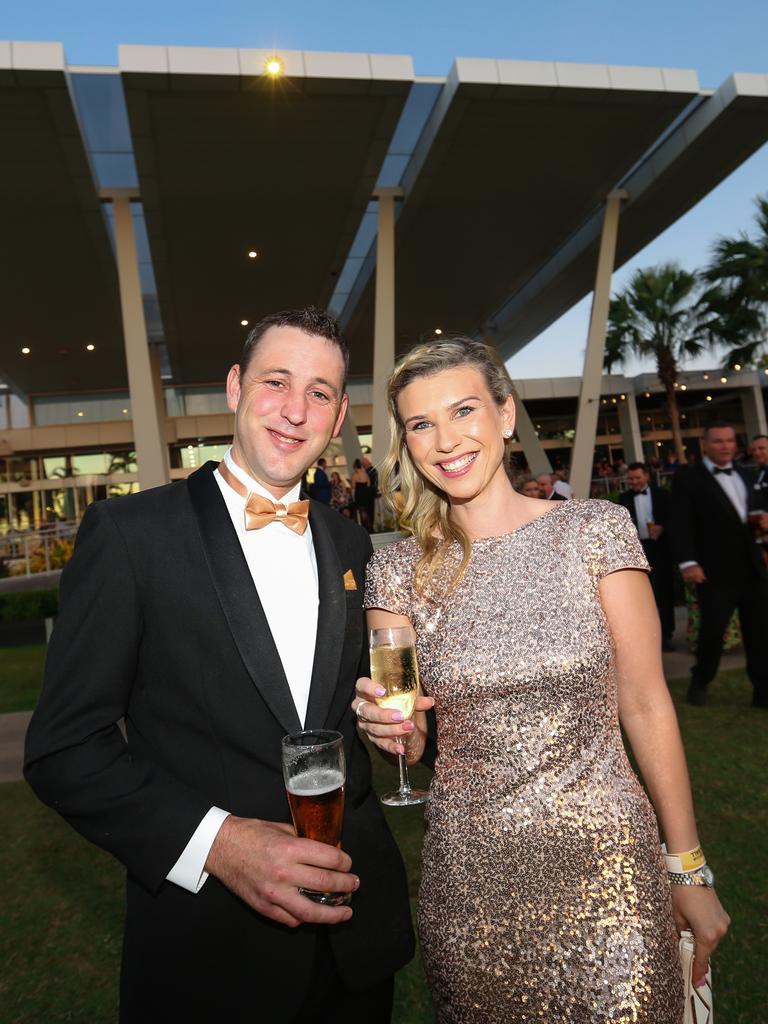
[205,816,358,927]
[648,524,663,541]
[681,564,706,585]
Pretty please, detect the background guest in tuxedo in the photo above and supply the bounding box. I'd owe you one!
[669,422,768,708]
[535,472,567,500]
[24,308,413,1023]
[619,462,676,651]
[749,434,768,508]
[309,456,332,504]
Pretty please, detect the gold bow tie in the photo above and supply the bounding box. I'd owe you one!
[244,493,310,535]
[218,461,310,535]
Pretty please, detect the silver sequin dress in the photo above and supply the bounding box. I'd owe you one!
[364,500,683,1024]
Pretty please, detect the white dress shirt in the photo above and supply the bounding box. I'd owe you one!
[679,456,748,571]
[166,450,319,893]
[552,479,573,499]
[632,488,653,541]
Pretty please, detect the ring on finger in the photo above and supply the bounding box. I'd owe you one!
[356,699,370,721]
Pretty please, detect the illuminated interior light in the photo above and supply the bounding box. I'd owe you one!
[706,395,713,401]
[241,319,249,326]
[703,373,709,380]
[434,328,442,335]
[77,411,84,417]
[734,363,742,371]
[680,384,687,391]
[21,347,31,354]
[720,376,727,384]
[248,250,258,259]
[86,344,95,351]
[122,408,128,414]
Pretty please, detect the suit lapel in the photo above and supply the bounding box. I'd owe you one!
[304,506,346,730]
[698,464,743,526]
[187,462,302,735]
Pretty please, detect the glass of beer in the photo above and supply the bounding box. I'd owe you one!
[748,510,766,543]
[369,625,430,807]
[281,729,349,906]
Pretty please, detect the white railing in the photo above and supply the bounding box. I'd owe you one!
[0,521,79,578]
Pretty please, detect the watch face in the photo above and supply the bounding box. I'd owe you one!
[699,865,715,886]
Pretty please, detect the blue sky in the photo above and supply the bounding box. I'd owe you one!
[5,0,768,378]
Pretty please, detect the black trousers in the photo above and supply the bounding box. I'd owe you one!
[296,928,394,1023]
[692,579,768,700]
[642,540,675,639]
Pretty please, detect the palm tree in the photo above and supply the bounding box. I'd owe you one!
[604,264,710,464]
[702,194,768,368]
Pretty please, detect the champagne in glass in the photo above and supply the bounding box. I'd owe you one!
[369,626,430,807]
[281,729,350,906]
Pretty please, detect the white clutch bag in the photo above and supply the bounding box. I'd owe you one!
[679,929,713,1024]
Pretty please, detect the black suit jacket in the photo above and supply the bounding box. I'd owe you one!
[25,462,413,1020]
[669,463,766,586]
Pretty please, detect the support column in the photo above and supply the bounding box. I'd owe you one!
[339,403,364,471]
[508,384,552,475]
[569,191,627,497]
[108,192,169,490]
[740,383,768,439]
[617,390,644,464]
[371,187,402,466]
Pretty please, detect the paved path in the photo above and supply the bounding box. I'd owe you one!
[0,710,32,784]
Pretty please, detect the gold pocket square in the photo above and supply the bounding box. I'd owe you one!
[343,569,357,591]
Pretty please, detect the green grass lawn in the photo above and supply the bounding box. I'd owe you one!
[0,645,47,714]
[2,664,766,1023]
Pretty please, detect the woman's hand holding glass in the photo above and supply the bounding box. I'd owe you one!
[353,676,434,764]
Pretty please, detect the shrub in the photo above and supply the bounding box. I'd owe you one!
[0,589,59,624]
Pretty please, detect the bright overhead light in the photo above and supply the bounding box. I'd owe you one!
[122,408,128,414]
[706,395,713,402]
[720,376,728,384]
[734,363,742,371]
[434,328,442,335]
[21,346,31,355]
[620,393,626,400]
[644,391,650,398]
[680,384,687,391]
[77,411,84,417]
[86,344,95,351]
[241,319,249,326]
[264,56,284,78]
[703,373,709,381]
[248,250,258,259]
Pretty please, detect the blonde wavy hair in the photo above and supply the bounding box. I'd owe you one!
[379,338,514,600]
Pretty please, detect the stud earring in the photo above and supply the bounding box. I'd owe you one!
[503,429,513,439]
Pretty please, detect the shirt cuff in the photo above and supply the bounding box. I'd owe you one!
[166,806,230,893]
[679,561,698,570]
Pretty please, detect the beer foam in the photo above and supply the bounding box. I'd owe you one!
[287,768,344,797]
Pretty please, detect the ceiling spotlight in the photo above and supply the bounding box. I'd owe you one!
[680,384,687,391]
[241,319,249,326]
[620,393,626,400]
[21,346,31,355]
[706,395,713,402]
[122,408,128,414]
[77,411,84,417]
[434,328,443,335]
[644,391,650,398]
[248,250,258,259]
[764,369,768,376]
[720,376,728,384]
[264,56,284,78]
[611,397,617,404]
[86,344,95,351]
[703,373,709,381]
[734,363,742,371]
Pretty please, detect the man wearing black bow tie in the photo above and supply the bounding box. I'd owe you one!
[749,434,768,509]
[670,422,768,708]
[25,309,413,1022]
[618,462,675,650]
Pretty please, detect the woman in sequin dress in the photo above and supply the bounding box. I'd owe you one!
[354,340,729,1024]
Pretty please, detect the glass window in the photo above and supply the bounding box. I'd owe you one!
[9,394,30,428]
[182,389,230,416]
[33,393,131,426]
[71,453,109,475]
[0,393,7,429]
[178,443,229,470]
[43,457,68,480]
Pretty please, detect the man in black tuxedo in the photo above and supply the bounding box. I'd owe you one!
[25,308,413,1022]
[535,472,567,500]
[669,422,768,708]
[618,462,676,651]
[749,434,768,508]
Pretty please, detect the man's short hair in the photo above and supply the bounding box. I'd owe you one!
[703,420,734,437]
[752,434,768,443]
[627,462,650,474]
[239,307,349,385]
[317,458,327,467]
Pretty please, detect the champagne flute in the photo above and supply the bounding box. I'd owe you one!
[369,625,430,807]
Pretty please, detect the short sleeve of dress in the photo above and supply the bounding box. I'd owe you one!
[581,500,650,580]
[364,542,415,617]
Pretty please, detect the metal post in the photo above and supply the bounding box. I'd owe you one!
[570,191,627,497]
[371,187,402,466]
[106,190,169,491]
